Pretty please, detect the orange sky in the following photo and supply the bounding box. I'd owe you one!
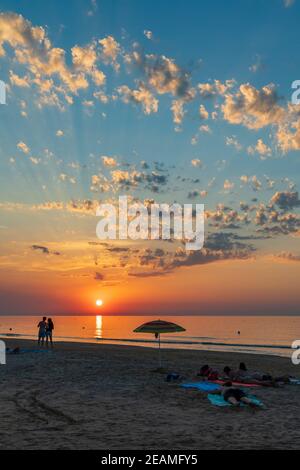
[1,256,299,315]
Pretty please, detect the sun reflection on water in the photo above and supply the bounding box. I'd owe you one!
[95,315,102,338]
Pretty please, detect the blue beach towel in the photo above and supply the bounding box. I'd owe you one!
[289,378,300,385]
[181,382,221,392]
[21,349,53,354]
[7,348,53,354]
[207,393,263,407]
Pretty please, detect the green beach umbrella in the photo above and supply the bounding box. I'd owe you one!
[134,320,186,368]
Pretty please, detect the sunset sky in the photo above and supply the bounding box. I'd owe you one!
[0,0,300,315]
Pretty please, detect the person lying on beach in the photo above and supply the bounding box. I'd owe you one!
[223,366,275,386]
[6,347,20,354]
[197,364,219,381]
[216,382,260,408]
[166,372,186,383]
[237,362,291,384]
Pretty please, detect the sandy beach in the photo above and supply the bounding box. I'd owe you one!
[0,339,299,450]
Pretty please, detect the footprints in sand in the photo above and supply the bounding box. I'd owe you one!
[10,391,78,427]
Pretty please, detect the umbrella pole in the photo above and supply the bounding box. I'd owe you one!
[158,333,161,368]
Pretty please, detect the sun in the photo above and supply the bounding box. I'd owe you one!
[96,299,103,307]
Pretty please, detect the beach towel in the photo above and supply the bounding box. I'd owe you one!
[21,349,53,354]
[289,378,300,385]
[207,393,263,407]
[7,348,53,354]
[211,379,260,388]
[181,382,221,392]
[166,373,185,382]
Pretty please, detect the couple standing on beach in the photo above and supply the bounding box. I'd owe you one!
[37,317,54,348]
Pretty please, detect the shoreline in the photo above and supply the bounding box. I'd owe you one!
[0,334,292,359]
[2,337,296,372]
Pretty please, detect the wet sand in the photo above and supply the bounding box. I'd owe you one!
[0,338,299,450]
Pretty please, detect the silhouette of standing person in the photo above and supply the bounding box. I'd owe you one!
[46,318,54,348]
[38,316,47,347]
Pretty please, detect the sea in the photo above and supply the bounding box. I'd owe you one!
[0,315,299,357]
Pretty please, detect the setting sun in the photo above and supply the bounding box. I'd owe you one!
[96,299,103,307]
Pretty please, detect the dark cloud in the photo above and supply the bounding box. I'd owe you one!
[270,191,300,210]
[94,272,105,281]
[205,232,255,252]
[275,251,300,262]
[31,245,60,255]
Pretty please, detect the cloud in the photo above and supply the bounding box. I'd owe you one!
[90,174,111,193]
[9,71,30,87]
[0,199,102,215]
[251,175,262,191]
[247,138,272,158]
[171,99,185,125]
[276,251,300,261]
[72,42,106,86]
[283,0,295,7]
[126,230,257,279]
[276,118,300,152]
[191,159,202,167]
[255,209,268,226]
[0,13,111,109]
[199,124,211,133]
[222,83,284,130]
[198,79,235,98]
[206,206,249,229]
[59,173,77,184]
[29,156,40,165]
[223,179,234,191]
[188,190,207,199]
[199,104,209,120]
[117,83,158,115]
[87,0,98,16]
[169,246,253,270]
[226,135,242,151]
[143,30,153,41]
[110,169,167,192]
[31,245,60,255]
[101,156,118,167]
[17,141,30,154]
[99,35,120,71]
[94,271,104,280]
[249,55,264,73]
[72,43,97,71]
[125,50,195,101]
[56,129,64,137]
[270,191,300,210]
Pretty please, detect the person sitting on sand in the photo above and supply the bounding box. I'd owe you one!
[198,364,219,381]
[237,362,272,381]
[46,318,54,348]
[220,382,260,408]
[223,366,239,381]
[37,316,47,347]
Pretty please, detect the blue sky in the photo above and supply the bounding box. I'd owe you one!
[0,0,299,204]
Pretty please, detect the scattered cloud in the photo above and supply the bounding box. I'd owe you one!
[102,156,118,167]
[247,138,272,158]
[17,141,30,154]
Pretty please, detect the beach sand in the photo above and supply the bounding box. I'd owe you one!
[0,338,299,450]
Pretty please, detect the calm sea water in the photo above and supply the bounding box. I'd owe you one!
[0,315,299,357]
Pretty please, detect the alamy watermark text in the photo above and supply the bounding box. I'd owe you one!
[96,196,205,251]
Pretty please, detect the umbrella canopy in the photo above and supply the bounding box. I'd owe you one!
[134,320,186,368]
[134,320,185,335]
